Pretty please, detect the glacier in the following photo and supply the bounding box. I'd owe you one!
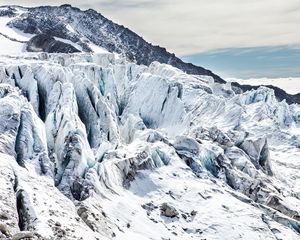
[0,52,299,240]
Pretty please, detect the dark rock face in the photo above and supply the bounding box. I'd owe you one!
[0,7,17,17]
[160,203,179,218]
[26,34,80,53]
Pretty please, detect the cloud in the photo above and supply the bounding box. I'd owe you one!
[181,46,300,78]
[89,0,159,9]
[0,0,300,55]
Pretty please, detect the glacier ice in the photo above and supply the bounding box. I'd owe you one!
[0,53,299,239]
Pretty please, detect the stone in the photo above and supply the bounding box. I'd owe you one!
[11,231,35,240]
[160,203,179,218]
[0,224,11,237]
[190,210,197,216]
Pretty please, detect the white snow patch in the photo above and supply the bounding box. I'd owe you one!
[66,24,76,33]
[0,35,25,55]
[88,42,109,53]
[53,37,83,51]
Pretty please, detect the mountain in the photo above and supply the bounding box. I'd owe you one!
[0,4,225,83]
[1,4,300,104]
[0,4,300,240]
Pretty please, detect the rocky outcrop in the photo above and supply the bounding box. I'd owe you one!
[27,34,80,53]
[160,203,179,218]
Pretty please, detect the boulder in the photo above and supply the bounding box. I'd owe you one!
[160,203,179,218]
[11,231,35,240]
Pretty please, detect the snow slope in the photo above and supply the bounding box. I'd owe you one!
[0,52,299,239]
[0,9,32,42]
[0,35,25,54]
[0,7,30,55]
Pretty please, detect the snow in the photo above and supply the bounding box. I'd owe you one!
[228,77,300,95]
[103,162,299,240]
[0,53,299,239]
[0,35,25,55]
[0,153,107,239]
[0,14,33,42]
[66,24,76,33]
[0,9,33,55]
[0,5,299,239]
[53,36,109,54]
[54,37,83,51]
[88,42,109,54]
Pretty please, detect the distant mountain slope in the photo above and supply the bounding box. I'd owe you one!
[0,4,225,83]
[231,81,300,105]
[228,77,300,95]
[228,78,300,104]
[0,4,299,103]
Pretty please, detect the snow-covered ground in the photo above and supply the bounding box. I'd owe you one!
[0,7,31,55]
[0,34,25,54]
[103,161,300,240]
[228,77,300,95]
[88,41,109,54]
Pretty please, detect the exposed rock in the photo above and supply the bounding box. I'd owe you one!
[142,202,158,216]
[11,231,35,240]
[76,201,114,238]
[160,203,179,218]
[0,223,12,238]
[0,7,17,17]
[27,34,80,53]
[190,210,197,216]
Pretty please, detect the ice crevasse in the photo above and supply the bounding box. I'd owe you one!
[0,53,299,239]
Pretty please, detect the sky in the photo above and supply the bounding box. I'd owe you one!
[182,46,300,78]
[0,0,299,78]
